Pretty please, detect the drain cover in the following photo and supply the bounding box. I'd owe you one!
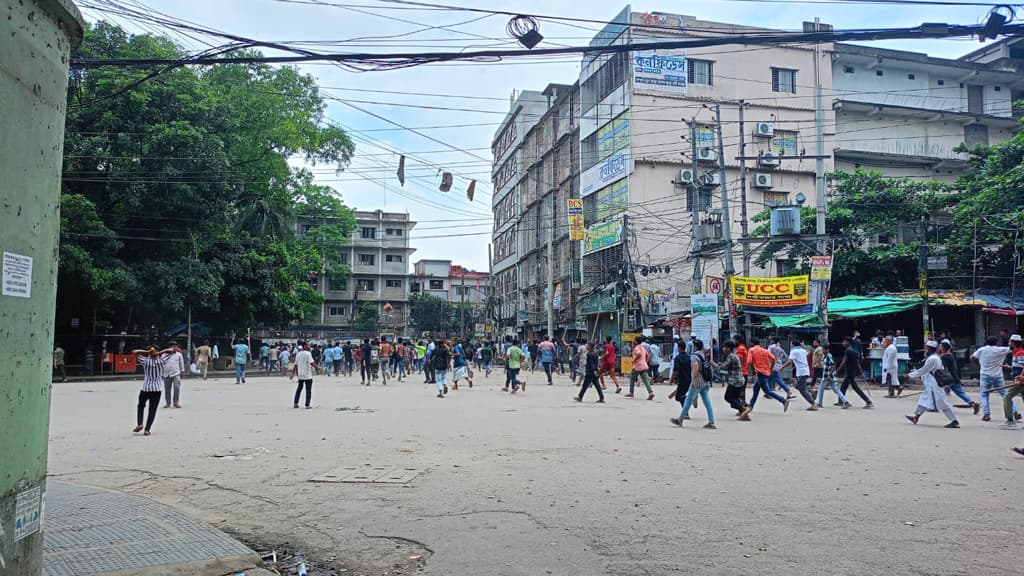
[311,465,423,484]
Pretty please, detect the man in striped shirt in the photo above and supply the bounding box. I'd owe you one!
[132,347,175,435]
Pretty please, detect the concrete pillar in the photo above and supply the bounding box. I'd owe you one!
[1,1,83,574]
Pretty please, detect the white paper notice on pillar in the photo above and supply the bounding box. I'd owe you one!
[690,294,719,348]
[2,252,33,298]
[14,485,41,542]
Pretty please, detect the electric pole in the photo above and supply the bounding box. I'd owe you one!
[547,194,555,337]
[689,117,702,295]
[919,217,930,341]
[813,17,830,341]
[737,100,752,341]
[715,104,739,337]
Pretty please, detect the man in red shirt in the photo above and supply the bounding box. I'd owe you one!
[599,336,621,394]
[733,334,749,382]
[746,337,789,414]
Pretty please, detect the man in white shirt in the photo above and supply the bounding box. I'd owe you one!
[782,338,815,409]
[881,336,902,397]
[972,336,1015,422]
[291,341,319,409]
[162,343,185,409]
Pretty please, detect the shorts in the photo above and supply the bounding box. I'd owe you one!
[600,363,615,374]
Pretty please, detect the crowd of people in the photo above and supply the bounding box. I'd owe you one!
[120,329,1024,457]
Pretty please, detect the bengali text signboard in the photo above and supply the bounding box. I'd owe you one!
[583,218,624,255]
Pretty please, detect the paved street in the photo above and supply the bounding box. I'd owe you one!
[48,369,1024,576]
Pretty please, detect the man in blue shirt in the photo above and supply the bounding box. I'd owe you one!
[452,341,473,389]
[231,337,250,384]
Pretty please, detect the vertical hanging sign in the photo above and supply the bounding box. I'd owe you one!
[567,198,584,241]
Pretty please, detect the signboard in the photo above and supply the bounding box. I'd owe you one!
[580,290,618,315]
[583,218,624,255]
[14,485,41,542]
[810,256,833,281]
[633,50,687,94]
[927,256,948,270]
[690,293,719,348]
[2,252,33,298]
[552,283,563,310]
[581,150,630,198]
[730,275,810,308]
[705,275,723,295]
[567,198,584,241]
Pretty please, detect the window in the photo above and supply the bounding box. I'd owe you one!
[358,254,375,266]
[357,279,375,291]
[772,130,799,156]
[843,65,854,74]
[875,69,884,77]
[410,282,421,293]
[385,228,404,236]
[908,73,916,80]
[995,86,1002,92]
[338,253,349,265]
[329,277,347,291]
[360,227,376,239]
[385,254,403,263]
[328,306,347,317]
[580,51,629,115]
[937,79,945,86]
[455,286,471,296]
[688,59,714,86]
[964,124,989,147]
[385,279,403,288]
[429,279,444,290]
[771,68,797,94]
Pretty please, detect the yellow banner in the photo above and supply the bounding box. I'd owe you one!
[730,275,810,307]
[567,198,584,241]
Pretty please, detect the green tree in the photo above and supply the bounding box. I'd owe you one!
[752,169,951,296]
[60,21,356,335]
[409,294,450,334]
[354,303,379,333]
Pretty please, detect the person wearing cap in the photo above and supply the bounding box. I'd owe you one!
[905,340,960,428]
[971,336,1015,422]
[881,336,902,398]
[1000,335,1024,429]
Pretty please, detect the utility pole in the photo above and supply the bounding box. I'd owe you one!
[689,117,702,295]
[715,104,739,337]
[813,17,830,341]
[737,100,752,341]
[919,217,930,341]
[460,268,466,337]
[547,195,555,337]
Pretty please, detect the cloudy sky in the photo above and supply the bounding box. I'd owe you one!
[79,0,1001,271]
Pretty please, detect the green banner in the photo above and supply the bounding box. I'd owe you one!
[583,218,624,255]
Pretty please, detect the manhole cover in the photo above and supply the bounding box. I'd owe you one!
[311,465,423,484]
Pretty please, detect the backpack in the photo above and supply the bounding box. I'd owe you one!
[934,368,955,387]
[674,351,692,386]
[697,352,713,383]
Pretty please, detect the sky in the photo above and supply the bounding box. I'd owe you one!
[78,0,1005,271]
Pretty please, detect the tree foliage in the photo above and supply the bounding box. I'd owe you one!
[59,21,355,335]
[752,169,952,296]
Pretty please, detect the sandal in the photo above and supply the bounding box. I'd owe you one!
[133,426,143,433]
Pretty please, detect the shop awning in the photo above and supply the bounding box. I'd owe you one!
[761,295,922,328]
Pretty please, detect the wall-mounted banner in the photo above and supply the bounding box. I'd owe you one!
[633,49,687,93]
[583,218,624,255]
[690,293,719,347]
[567,198,584,241]
[581,150,631,197]
[730,275,810,307]
[810,256,833,281]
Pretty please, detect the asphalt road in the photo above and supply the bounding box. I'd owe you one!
[48,368,1024,576]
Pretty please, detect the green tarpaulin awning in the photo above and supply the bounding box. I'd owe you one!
[761,295,922,328]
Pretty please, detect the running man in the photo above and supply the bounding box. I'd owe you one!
[782,338,815,409]
[905,340,960,428]
[194,340,212,380]
[836,336,873,409]
[626,336,654,400]
[599,336,621,394]
[574,342,605,403]
[538,336,556,385]
[432,341,452,397]
[671,339,716,429]
[746,338,790,413]
[972,336,1017,422]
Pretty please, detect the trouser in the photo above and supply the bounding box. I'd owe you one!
[794,375,815,405]
[569,359,578,380]
[361,361,373,382]
[507,367,521,389]
[137,390,161,431]
[883,371,902,395]
[504,364,513,388]
[749,373,786,409]
[294,379,312,406]
[163,375,181,404]
[234,362,246,383]
[578,372,604,401]
[949,382,975,404]
[323,359,333,375]
[425,365,435,383]
[811,367,823,388]
[769,370,791,394]
[681,386,714,423]
[980,374,1007,416]
[198,361,208,379]
[558,359,566,374]
[724,383,747,411]
[816,374,848,406]
[629,370,652,395]
[649,363,660,381]
[1004,384,1023,422]
[840,372,871,404]
[542,361,553,384]
[395,358,405,378]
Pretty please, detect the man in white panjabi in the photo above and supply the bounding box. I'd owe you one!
[882,336,902,397]
[905,340,960,428]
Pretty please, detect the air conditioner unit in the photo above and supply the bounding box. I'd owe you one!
[758,151,781,167]
[697,147,717,163]
[678,169,696,185]
[755,122,774,138]
[700,172,721,187]
[752,173,773,188]
[769,206,801,236]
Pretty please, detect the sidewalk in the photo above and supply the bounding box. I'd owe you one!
[43,481,273,576]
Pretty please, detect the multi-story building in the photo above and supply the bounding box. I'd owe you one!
[411,260,490,305]
[577,9,834,337]
[298,210,415,336]
[832,42,1021,183]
